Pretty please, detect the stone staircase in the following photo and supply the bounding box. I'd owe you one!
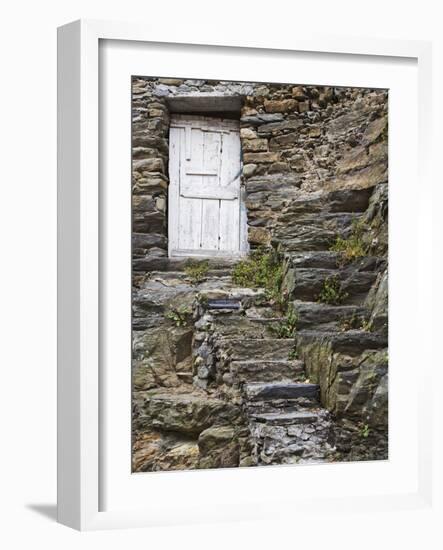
[194,289,336,466]
[190,185,388,465]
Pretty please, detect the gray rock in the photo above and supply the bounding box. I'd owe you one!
[245,382,319,401]
[138,391,243,435]
[230,359,304,384]
[226,338,295,361]
[240,113,284,125]
[293,300,367,330]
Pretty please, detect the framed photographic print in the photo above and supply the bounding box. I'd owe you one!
[57,19,433,530]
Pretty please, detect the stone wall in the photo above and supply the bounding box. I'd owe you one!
[132,77,387,262]
[131,76,388,469]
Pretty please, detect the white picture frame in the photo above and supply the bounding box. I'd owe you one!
[57,19,433,531]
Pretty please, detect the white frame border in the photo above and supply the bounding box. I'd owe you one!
[57,19,433,531]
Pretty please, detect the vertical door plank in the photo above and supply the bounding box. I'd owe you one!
[178,127,202,250]
[201,131,221,250]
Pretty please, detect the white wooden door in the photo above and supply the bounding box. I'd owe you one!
[168,115,247,257]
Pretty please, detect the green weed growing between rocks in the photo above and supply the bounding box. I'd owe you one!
[339,313,372,332]
[184,259,209,284]
[360,424,370,438]
[165,305,192,327]
[317,275,348,305]
[270,305,298,338]
[232,248,284,307]
[331,218,368,266]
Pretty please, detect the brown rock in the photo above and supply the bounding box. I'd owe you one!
[242,138,268,152]
[337,146,368,174]
[368,141,387,165]
[268,161,290,174]
[269,132,299,148]
[148,108,164,118]
[362,116,387,145]
[154,442,199,471]
[240,128,257,139]
[292,86,307,100]
[264,99,298,113]
[248,226,271,245]
[132,328,182,390]
[133,157,165,174]
[243,164,258,178]
[243,152,281,164]
[329,161,387,191]
[132,432,200,472]
[298,101,310,113]
[198,426,240,469]
[241,106,258,117]
[309,126,321,138]
[157,78,183,86]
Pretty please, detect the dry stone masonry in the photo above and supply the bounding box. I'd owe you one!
[132,77,388,471]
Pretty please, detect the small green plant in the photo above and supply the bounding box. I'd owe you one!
[339,313,372,332]
[317,275,348,305]
[270,305,297,338]
[184,259,209,284]
[360,424,370,438]
[232,248,283,306]
[331,218,368,265]
[288,347,299,360]
[339,313,361,331]
[165,305,192,327]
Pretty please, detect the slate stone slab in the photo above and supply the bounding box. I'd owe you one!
[245,382,320,401]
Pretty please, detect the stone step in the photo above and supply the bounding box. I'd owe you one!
[289,268,377,303]
[251,410,320,425]
[244,382,320,401]
[292,300,368,331]
[274,227,336,252]
[247,398,319,414]
[296,329,388,356]
[176,372,193,384]
[230,359,304,383]
[134,256,240,273]
[284,251,341,270]
[148,268,233,280]
[198,287,268,308]
[223,338,295,361]
[211,315,285,339]
[283,251,386,272]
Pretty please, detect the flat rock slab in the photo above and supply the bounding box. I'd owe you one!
[245,382,320,401]
[293,300,367,330]
[285,251,341,269]
[297,329,388,356]
[225,338,295,361]
[211,315,285,339]
[231,359,304,383]
[290,268,377,302]
[252,410,319,425]
[138,391,243,436]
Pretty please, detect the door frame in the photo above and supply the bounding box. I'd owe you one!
[168,113,249,258]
